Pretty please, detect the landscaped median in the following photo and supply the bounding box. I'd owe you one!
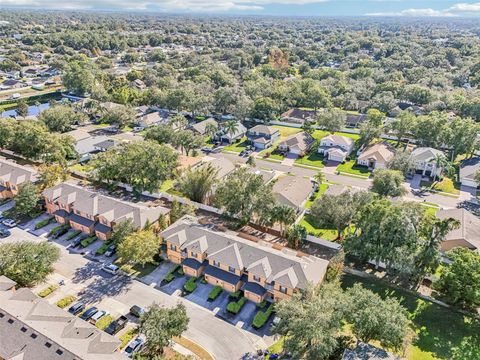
[34,216,55,230]
[94,315,114,330]
[80,235,97,248]
[252,302,274,329]
[226,295,247,314]
[37,284,59,298]
[208,285,223,301]
[56,295,76,309]
[183,277,198,294]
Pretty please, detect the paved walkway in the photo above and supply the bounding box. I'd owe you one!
[140,261,175,287]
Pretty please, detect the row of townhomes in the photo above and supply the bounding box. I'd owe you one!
[0,275,124,360]
[162,216,329,303]
[0,159,37,199]
[43,183,170,241]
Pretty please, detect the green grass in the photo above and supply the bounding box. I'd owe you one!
[299,214,352,241]
[56,295,76,309]
[95,315,114,330]
[37,284,59,298]
[341,274,480,360]
[116,260,159,278]
[119,328,137,349]
[159,179,176,193]
[222,137,249,153]
[266,337,285,358]
[272,125,302,139]
[69,163,93,173]
[420,178,460,195]
[305,183,329,209]
[295,152,325,168]
[311,129,360,142]
[336,160,371,177]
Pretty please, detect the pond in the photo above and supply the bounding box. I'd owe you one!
[1,102,51,118]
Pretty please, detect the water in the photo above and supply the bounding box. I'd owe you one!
[1,102,51,118]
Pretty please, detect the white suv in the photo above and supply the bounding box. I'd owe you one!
[102,263,119,275]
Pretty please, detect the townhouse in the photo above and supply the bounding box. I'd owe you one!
[43,183,170,240]
[162,216,329,303]
[0,159,37,199]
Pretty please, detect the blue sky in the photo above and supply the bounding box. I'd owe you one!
[2,0,480,17]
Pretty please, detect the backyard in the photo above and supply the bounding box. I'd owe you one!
[299,214,339,241]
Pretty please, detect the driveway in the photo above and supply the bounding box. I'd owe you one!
[408,174,422,190]
[0,199,14,213]
[322,160,340,174]
[281,154,297,166]
[29,220,59,237]
[141,261,176,286]
[19,213,52,232]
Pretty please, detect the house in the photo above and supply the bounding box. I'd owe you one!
[135,111,165,129]
[436,209,480,252]
[218,122,247,144]
[0,276,125,360]
[162,216,329,303]
[345,114,367,128]
[43,183,170,241]
[357,142,395,170]
[409,147,445,178]
[0,159,37,199]
[64,129,92,143]
[71,135,111,163]
[272,175,315,212]
[277,132,314,156]
[93,139,116,152]
[246,125,280,149]
[1,79,24,89]
[200,157,237,179]
[459,157,480,188]
[190,118,218,136]
[318,134,355,162]
[342,343,402,360]
[280,108,316,125]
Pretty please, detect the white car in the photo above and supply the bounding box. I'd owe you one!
[2,219,16,228]
[102,263,119,275]
[123,337,144,358]
[89,310,108,324]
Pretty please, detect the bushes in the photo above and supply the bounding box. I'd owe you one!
[119,328,136,349]
[183,277,197,293]
[227,297,247,314]
[56,295,76,308]
[95,315,114,330]
[177,267,185,276]
[80,236,97,248]
[252,303,274,329]
[95,241,112,255]
[65,230,81,241]
[37,284,59,298]
[208,286,222,301]
[163,265,180,283]
[229,290,242,300]
[35,216,54,230]
[48,225,63,236]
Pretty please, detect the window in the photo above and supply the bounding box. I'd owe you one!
[213,260,220,267]
[21,327,27,332]
[56,349,63,356]
[45,342,52,348]
[228,266,236,273]
[279,286,288,294]
[7,318,14,324]
[253,275,261,282]
[191,252,197,258]
[170,244,177,251]
[30,333,37,339]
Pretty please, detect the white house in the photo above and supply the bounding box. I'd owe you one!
[459,157,480,188]
[409,147,445,178]
[357,142,395,170]
[246,125,280,149]
[318,134,355,162]
[277,131,314,156]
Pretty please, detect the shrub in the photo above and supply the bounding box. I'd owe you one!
[164,273,175,283]
[35,217,54,230]
[65,230,81,241]
[48,225,63,236]
[227,297,247,314]
[119,328,136,349]
[95,241,113,255]
[183,277,197,293]
[95,315,114,330]
[252,303,274,329]
[56,295,76,308]
[80,236,97,248]
[229,290,242,300]
[200,276,207,284]
[256,299,267,309]
[177,267,185,276]
[37,284,59,298]
[208,286,222,301]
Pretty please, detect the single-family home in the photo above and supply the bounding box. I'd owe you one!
[345,114,367,128]
[459,157,480,188]
[280,108,316,125]
[318,134,355,162]
[247,125,280,149]
[409,147,445,178]
[190,118,218,136]
[135,111,164,129]
[0,159,37,199]
[43,182,170,241]
[357,142,395,170]
[218,122,247,144]
[436,209,480,252]
[70,134,111,163]
[277,132,314,156]
[162,215,329,303]
[93,139,116,152]
[200,157,237,179]
[342,343,402,360]
[1,79,24,90]
[272,175,315,212]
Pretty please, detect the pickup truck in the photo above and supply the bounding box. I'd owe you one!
[104,315,128,335]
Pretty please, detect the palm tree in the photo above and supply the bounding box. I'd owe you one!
[272,205,296,238]
[313,171,325,185]
[177,163,219,204]
[223,120,239,143]
[205,123,218,142]
[433,154,448,183]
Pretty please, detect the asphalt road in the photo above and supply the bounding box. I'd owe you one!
[5,227,262,360]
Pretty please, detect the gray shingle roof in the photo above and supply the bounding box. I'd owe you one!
[460,157,480,181]
[436,208,480,250]
[0,159,37,187]
[272,176,314,209]
[162,216,329,290]
[191,118,218,135]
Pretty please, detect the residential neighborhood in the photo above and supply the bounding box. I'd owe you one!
[0,6,480,360]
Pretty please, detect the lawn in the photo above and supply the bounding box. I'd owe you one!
[116,260,160,278]
[222,137,249,153]
[159,179,176,193]
[295,152,325,168]
[305,183,329,209]
[272,125,302,139]
[336,160,371,178]
[311,129,360,142]
[341,274,480,360]
[173,336,214,360]
[420,178,460,195]
[299,214,339,241]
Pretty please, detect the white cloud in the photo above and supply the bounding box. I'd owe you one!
[448,2,480,12]
[366,8,457,17]
[0,0,329,12]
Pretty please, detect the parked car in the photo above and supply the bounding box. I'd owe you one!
[52,226,69,239]
[68,302,85,315]
[123,337,144,358]
[72,234,88,248]
[90,310,108,325]
[80,307,98,321]
[2,219,16,228]
[104,315,128,335]
[0,227,11,238]
[129,305,145,318]
[201,147,213,154]
[102,263,120,275]
[104,245,116,257]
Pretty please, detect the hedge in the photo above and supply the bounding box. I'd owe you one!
[208,286,222,301]
[177,267,184,276]
[48,225,63,236]
[80,236,97,248]
[95,315,114,330]
[183,277,197,293]
[227,297,247,314]
[37,284,59,298]
[95,241,113,255]
[65,230,81,240]
[35,217,54,230]
[252,303,274,329]
[229,290,242,300]
[119,328,136,349]
[56,295,76,308]
[164,273,175,283]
